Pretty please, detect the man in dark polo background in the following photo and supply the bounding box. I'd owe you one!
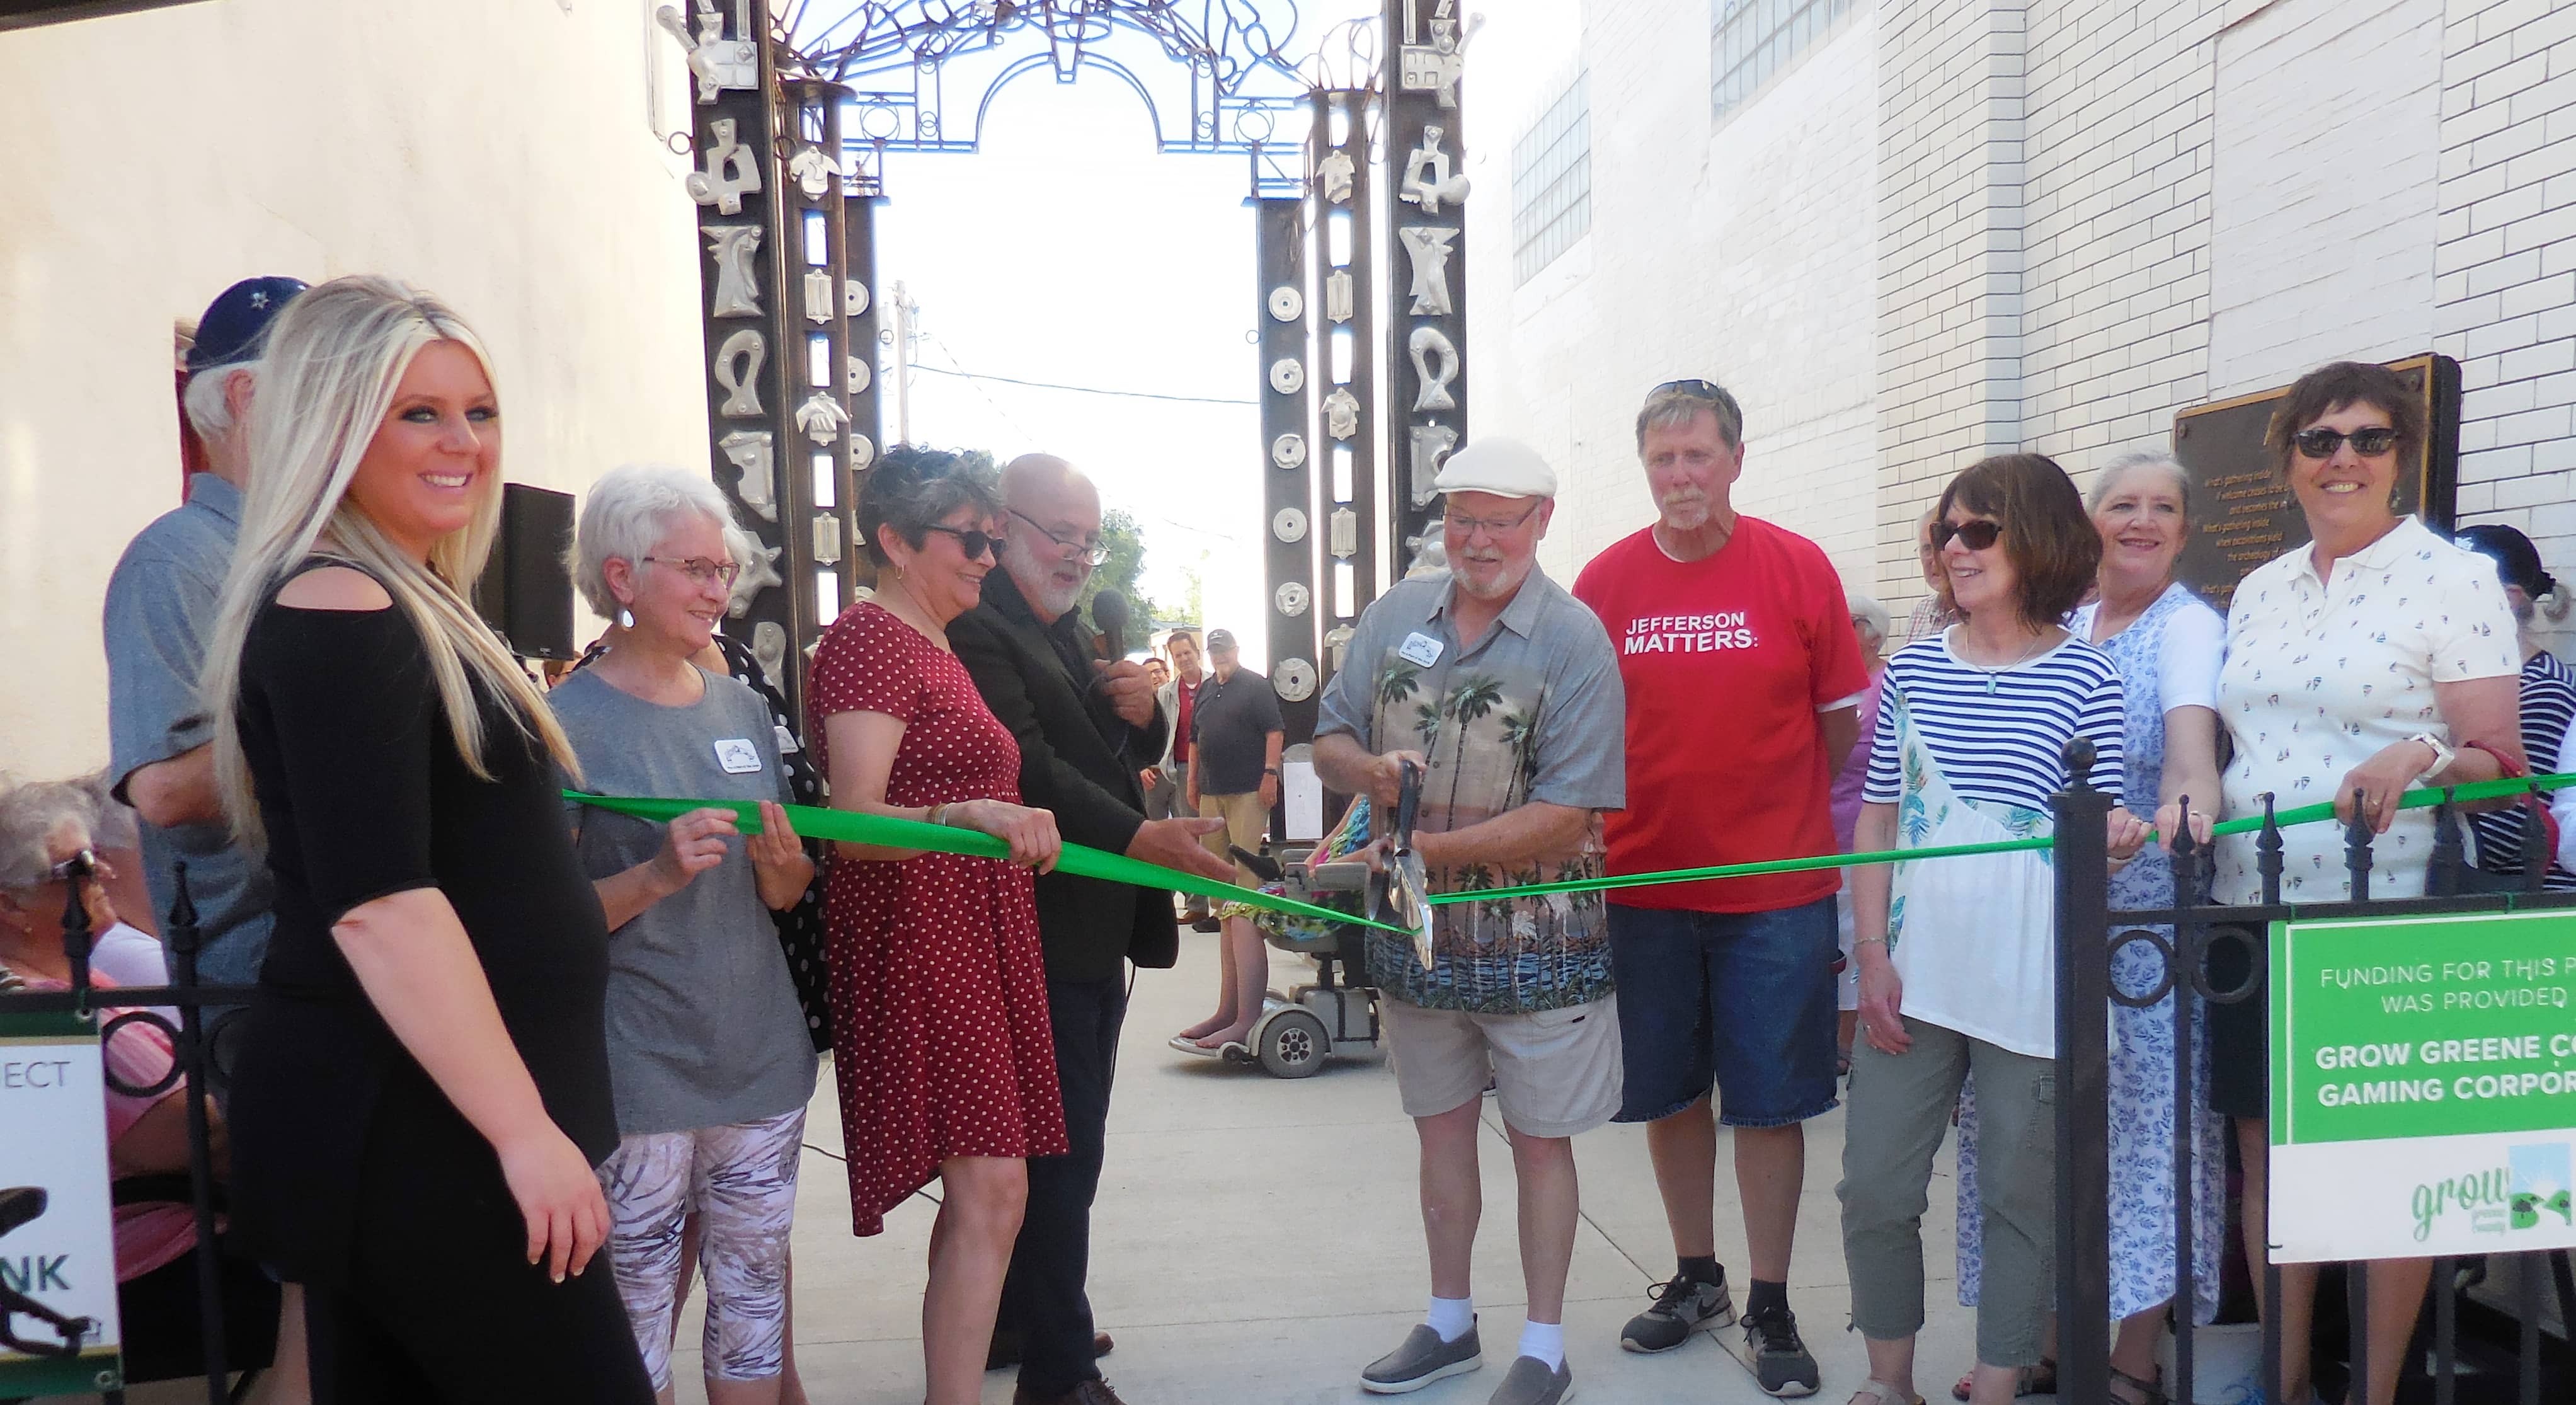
[951,452,1232,1405]
[1181,628,1284,896]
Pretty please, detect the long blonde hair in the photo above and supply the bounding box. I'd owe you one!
[202,275,578,850]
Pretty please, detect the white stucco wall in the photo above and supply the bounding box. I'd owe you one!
[0,0,707,774]
[1463,0,1880,596]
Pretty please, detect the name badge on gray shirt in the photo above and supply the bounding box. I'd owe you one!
[714,738,763,774]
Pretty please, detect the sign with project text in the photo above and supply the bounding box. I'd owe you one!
[0,1011,123,1394]
[2269,910,2576,1263]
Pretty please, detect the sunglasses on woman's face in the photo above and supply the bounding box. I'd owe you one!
[922,524,1000,561]
[2293,426,2400,459]
[1931,518,2003,552]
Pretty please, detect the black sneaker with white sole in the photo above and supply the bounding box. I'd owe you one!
[1740,1304,1820,1397]
[1618,1270,1734,1353]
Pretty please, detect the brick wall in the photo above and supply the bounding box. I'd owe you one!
[1462,0,1883,596]
[1874,0,2031,625]
[2437,0,2576,650]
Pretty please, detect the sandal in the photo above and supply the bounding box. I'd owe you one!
[2109,1363,2167,1405]
[1950,1358,2055,1401]
[1850,1383,1926,1405]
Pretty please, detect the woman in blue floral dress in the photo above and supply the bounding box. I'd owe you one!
[1953,453,2226,1404]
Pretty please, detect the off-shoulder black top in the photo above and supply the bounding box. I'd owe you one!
[224,573,615,1285]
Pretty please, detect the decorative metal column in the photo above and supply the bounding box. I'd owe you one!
[662,0,805,714]
[1383,0,1468,558]
[781,75,858,628]
[1257,195,1319,743]
[842,181,885,591]
[1309,86,1378,694]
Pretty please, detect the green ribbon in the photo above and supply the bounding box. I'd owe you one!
[566,792,1415,936]
[1426,771,2576,906]
[576,771,2576,921]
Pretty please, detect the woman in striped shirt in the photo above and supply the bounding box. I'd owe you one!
[1838,454,2145,1405]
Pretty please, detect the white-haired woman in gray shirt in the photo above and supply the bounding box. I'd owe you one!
[555,464,819,1405]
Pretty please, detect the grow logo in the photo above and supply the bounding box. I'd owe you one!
[2508,1143,2572,1232]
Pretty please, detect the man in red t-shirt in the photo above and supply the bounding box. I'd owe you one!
[1571,379,1867,1397]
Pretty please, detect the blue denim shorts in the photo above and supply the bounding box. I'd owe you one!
[1607,897,1841,1127]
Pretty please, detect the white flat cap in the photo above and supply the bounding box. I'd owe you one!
[1432,437,1557,500]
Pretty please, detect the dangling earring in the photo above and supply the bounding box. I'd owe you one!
[617,607,635,629]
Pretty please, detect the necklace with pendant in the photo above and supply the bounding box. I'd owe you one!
[1965,634,2054,694]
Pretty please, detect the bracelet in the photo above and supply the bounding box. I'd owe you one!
[926,803,951,827]
[1854,935,1889,948]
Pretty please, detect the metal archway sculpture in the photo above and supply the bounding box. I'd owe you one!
[787,1,1322,193]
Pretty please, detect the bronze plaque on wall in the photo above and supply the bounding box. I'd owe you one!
[2169,353,2461,612]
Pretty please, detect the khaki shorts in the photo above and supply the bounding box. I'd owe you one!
[1380,995,1623,1138]
[1196,789,1270,884]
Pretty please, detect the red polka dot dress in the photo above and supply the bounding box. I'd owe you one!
[808,602,1068,1236]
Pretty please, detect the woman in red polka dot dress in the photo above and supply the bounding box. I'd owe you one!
[808,448,1068,1405]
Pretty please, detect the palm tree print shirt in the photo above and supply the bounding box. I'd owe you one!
[1317,569,1628,1012]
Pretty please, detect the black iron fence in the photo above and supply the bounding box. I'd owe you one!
[2054,751,2576,1402]
[1,860,256,1404]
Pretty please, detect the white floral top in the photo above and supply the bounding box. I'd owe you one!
[2214,516,2521,903]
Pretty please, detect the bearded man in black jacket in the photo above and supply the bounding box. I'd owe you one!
[947,452,1234,1405]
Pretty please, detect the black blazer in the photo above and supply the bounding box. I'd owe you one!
[950,569,1178,980]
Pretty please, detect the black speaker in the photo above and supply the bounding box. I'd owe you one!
[473,483,576,661]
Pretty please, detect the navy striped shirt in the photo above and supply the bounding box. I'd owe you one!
[1863,631,2127,813]
[2469,650,2576,888]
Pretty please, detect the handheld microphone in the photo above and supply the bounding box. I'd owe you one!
[1091,589,1130,662]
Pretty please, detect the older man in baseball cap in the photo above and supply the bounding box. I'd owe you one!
[1313,439,1627,1405]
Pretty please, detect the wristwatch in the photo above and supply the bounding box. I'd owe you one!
[1263,767,1281,776]
[2407,731,2458,781]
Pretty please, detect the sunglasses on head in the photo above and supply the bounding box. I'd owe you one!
[2293,426,2401,459]
[922,524,1000,561]
[1931,519,2003,551]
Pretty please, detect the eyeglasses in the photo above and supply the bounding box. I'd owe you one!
[1441,500,1543,538]
[2293,425,2401,459]
[1009,508,1109,566]
[1652,378,1734,404]
[641,556,741,588]
[922,524,1000,561]
[1930,519,2003,552]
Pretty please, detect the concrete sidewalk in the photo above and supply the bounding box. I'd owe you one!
[675,931,1988,1405]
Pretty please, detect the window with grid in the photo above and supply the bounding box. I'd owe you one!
[1712,0,1855,122]
[1512,75,1591,286]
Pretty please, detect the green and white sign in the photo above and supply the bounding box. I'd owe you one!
[0,1011,123,1396]
[2270,910,2576,1263]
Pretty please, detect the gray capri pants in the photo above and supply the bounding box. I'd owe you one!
[1837,1016,2056,1368]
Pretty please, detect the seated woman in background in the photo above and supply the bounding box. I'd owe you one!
[554,464,820,1405]
[1838,453,2144,1405]
[0,776,280,1391]
[2453,522,2576,888]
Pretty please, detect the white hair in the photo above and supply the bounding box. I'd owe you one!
[1848,591,1890,650]
[202,276,577,851]
[569,464,740,618]
[0,779,96,892]
[2088,450,2193,524]
[182,360,258,441]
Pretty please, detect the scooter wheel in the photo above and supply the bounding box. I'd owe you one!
[1255,1008,1330,1078]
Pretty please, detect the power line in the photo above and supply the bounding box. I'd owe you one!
[912,362,1258,406]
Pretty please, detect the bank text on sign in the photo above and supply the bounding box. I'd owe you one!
[2269,910,2576,1263]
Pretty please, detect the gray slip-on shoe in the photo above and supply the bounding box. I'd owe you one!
[1485,1355,1574,1405]
[1360,1322,1483,1394]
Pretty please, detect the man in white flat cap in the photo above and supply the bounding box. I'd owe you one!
[1314,439,1627,1405]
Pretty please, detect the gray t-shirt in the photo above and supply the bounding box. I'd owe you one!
[104,474,275,987]
[552,666,818,1135]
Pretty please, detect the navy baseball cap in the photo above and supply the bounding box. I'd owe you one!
[186,277,307,372]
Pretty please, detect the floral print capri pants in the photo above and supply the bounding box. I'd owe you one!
[598,1106,807,1389]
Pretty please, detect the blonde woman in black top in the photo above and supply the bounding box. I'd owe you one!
[202,276,651,1401]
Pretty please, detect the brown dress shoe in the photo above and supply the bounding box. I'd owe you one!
[987,1329,1116,1371]
[1011,1377,1130,1405]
